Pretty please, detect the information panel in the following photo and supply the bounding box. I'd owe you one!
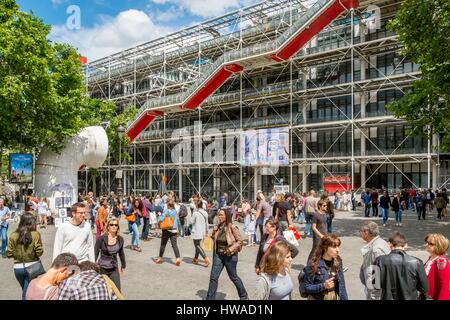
[9,153,33,184]
[240,127,289,166]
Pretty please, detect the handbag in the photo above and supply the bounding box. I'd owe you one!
[25,261,46,280]
[125,212,136,223]
[21,245,45,280]
[202,236,213,252]
[283,229,299,247]
[160,212,174,230]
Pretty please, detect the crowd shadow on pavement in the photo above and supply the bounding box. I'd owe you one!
[196,290,226,300]
[332,209,450,252]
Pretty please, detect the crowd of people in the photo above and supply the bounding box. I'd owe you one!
[0,185,449,300]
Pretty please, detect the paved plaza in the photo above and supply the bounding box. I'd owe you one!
[0,208,449,300]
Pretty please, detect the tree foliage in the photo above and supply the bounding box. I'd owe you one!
[0,0,141,181]
[0,0,115,154]
[387,0,450,151]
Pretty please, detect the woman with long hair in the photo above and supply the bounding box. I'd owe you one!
[308,199,328,261]
[95,217,126,291]
[255,219,298,274]
[6,213,44,300]
[423,233,450,300]
[254,242,293,300]
[304,234,348,300]
[154,199,181,266]
[125,197,142,252]
[206,208,248,300]
[190,198,210,267]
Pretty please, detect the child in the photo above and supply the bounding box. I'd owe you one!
[244,209,256,247]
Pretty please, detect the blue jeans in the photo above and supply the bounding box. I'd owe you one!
[206,253,248,300]
[395,210,403,223]
[326,214,333,233]
[90,209,96,229]
[364,204,371,217]
[141,217,150,239]
[305,213,313,237]
[0,225,8,255]
[14,267,29,300]
[382,208,389,224]
[129,222,140,246]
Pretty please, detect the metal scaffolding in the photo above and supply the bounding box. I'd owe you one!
[83,0,448,201]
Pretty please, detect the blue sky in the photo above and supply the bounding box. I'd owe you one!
[16,0,257,62]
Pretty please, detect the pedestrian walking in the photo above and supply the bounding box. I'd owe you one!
[362,190,371,217]
[206,209,248,300]
[96,198,109,239]
[308,199,328,261]
[190,199,210,267]
[254,242,293,300]
[371,188,379,217]
[255,219,298,275]
[379,190,391,226]
[154,200,181,266]
[375,232,429,300]
[125,197,143,252]
[392,191,404,227]
[423,233,450,300]
[434,192,447,220]
[37,197,49,229]
[275,193,293,232]
[320,192,334,233]
[244,209,256,246]
[95,217,126,291]
[303,234,348,300]
[304,190,318,238]
[53,203,95,262]
[6,212,45,300]
[359,222,390,300]
[0,198,11,258]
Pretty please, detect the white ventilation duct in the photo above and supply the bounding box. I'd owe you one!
[35,126,109,209]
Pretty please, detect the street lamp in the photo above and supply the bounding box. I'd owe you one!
[117,125,125,195]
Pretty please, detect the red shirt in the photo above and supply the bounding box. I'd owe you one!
[425,256,450,300]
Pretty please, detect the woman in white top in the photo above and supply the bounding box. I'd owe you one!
[37,197,49,229]
[190,198,210,267]
[254,241,293,300]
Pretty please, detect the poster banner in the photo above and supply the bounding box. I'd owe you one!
[240,127,289,166]
[9,153,33,184]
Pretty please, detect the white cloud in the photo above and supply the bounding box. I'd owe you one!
[51,0,69,7]
[150,0,258,18]
[151,6,184,22]
[49,9,173,62]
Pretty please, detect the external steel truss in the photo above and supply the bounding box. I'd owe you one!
[84,0,447,200]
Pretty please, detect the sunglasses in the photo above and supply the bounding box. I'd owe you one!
[425,241,435,246]
[108,224,119,227]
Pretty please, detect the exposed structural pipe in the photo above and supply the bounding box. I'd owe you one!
[35,126,109,209]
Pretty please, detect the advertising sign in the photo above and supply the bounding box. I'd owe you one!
[240,127,289,166]
[323,175,354,192]
[9,153,33,184]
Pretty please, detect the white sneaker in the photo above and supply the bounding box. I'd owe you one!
[383,223,386,227]
[399,223,402,227]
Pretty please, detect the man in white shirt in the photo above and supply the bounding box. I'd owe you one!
[53,202,95,262]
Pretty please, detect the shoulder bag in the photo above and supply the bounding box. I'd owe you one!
[160,210,174,230]
[21,244,45,280]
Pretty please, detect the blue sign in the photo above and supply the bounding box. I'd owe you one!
[9,153,33,184]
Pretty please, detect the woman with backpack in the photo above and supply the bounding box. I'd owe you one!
[303,234,348,300]
[154,199,181,266]
[190,198,210,267]
[206,208,248,300]
[254,241,293,300]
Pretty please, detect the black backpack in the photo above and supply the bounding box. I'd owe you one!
[298,265,308,298]
[179,204,188,218]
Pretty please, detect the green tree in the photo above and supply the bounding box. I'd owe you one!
[387,0,450,151]
[0,0,115,154]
